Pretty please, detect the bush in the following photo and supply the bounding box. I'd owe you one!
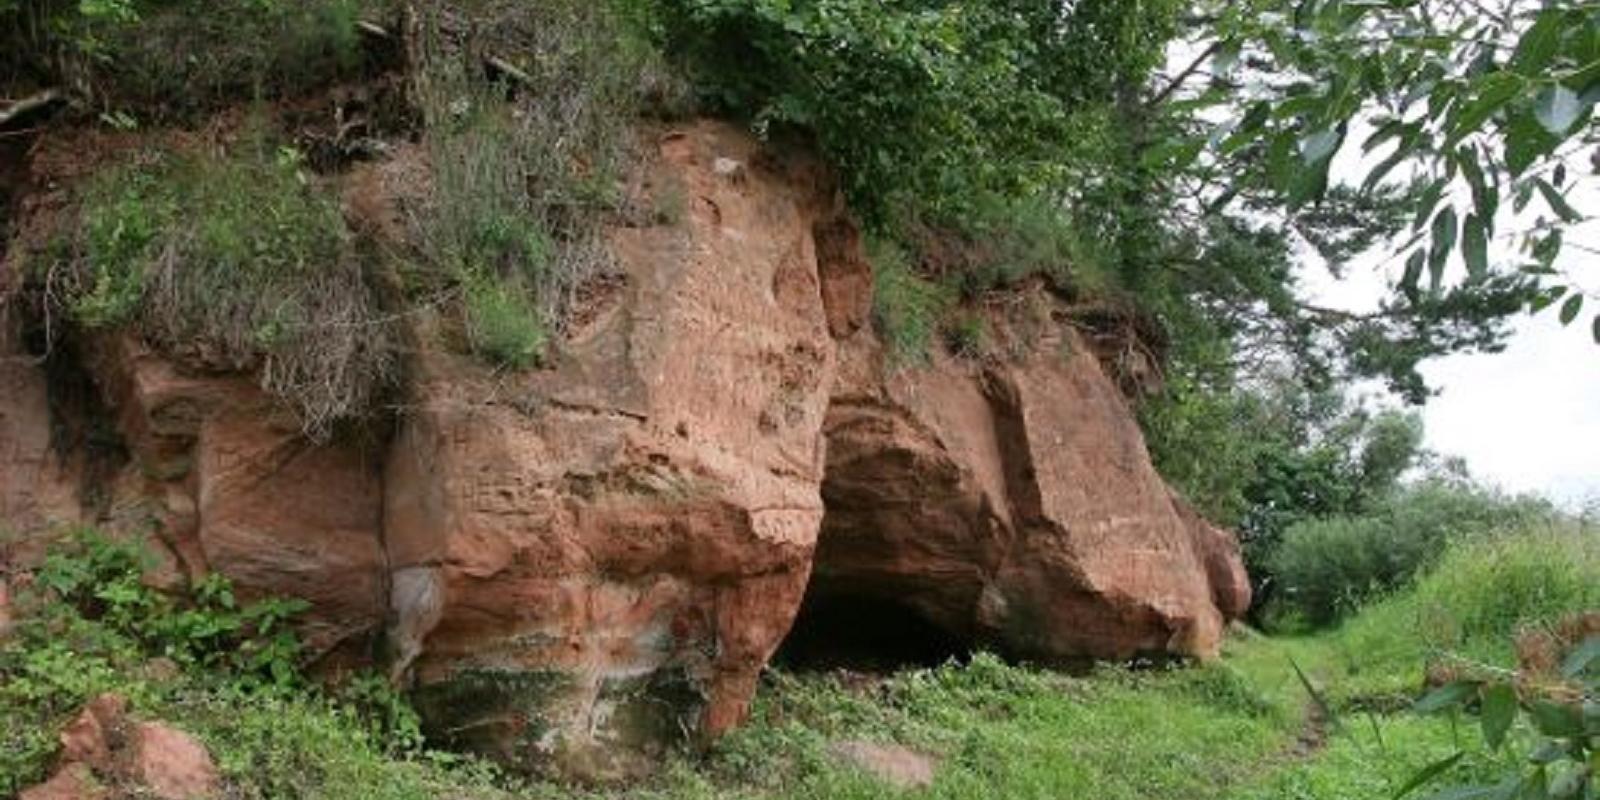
[1268,482,1555,627]
[53,140,396,436]
[644,0,1174,225]
[2,0,377,117]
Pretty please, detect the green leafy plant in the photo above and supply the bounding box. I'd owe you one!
[28,529,310,686]
[869,238,954,366]
[1404,644,1597,800]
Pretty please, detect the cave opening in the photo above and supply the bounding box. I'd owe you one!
[773,589,972,672]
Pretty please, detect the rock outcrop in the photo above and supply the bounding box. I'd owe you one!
[381,123,837,778]
[814,313,1249,663]
[0,119,1248,779]
[21,693,221,800]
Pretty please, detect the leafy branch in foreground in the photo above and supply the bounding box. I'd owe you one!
[1189,0,1600,342]
[1401,639,1598,799]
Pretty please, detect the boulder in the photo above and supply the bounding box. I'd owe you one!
[813,302,1249,663]
[23,693,220,800]
[383,121,839,778]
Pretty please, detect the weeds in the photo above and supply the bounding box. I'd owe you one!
[2,0,377,118]
[0,529,507,798]
[870,238,954,366]
[410,0,673,368]
[55,138,396,437]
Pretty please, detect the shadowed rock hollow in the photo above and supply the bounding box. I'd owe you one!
[0,119,1248,780]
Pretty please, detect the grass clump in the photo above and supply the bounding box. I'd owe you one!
[410,0,674,369]
[56,140,395,436]
[870,238,954,367]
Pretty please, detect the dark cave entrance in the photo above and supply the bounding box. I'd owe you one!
[773,588,972,672]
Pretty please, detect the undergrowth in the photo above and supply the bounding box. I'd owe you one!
[1,0,383,118]
[869,238,953,366]
[48,137,396,437]
[0,528,505,798]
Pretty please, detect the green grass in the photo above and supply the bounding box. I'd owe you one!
[5,525,1592,799]
[870,237,955,367]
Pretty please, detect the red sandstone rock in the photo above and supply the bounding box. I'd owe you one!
[23,693,219,800]
[384,122,836,777]
[19,763,108,800]
[3,117,1250,780]
[0,322,83,533]
[818,303,1249,663]
[128,722,220,800]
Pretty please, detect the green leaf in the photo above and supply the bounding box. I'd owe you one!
[1463,213,1489,279]
[1560,637,1600,677]
[1512,11,1564,76]
[1531,285,1567,313]
[1402,249,1426,301]
[1457,148,1497,222]
[1428,206,1458,292]
[1593,314,1600,345]
[1529,699,1582,736]
[1301,128,1342,165]
[1394,751,1466,799]
[1447,73,1522,148]
[1558,293,1583,326]
[1534,84,1583,135]
[1479,683,1517,750]
[1416,680,1478,714]
[1534,178,1583,223]
[1413,179,1447,231]
[1505,112,1561,176]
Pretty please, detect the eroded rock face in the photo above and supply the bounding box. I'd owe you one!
[1,117,1248,779]
[382,122,837,778]
[77,336,389,666]
[815,309,1250,663]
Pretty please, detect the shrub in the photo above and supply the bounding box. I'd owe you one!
[869,238,954,366]
[1268,482,1555,627]
[54,140,396,436]
[462,274,545,370]
[643,0,1175,225]
[2,0,376,117]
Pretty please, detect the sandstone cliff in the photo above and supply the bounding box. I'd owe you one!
[0,119,1247,779]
